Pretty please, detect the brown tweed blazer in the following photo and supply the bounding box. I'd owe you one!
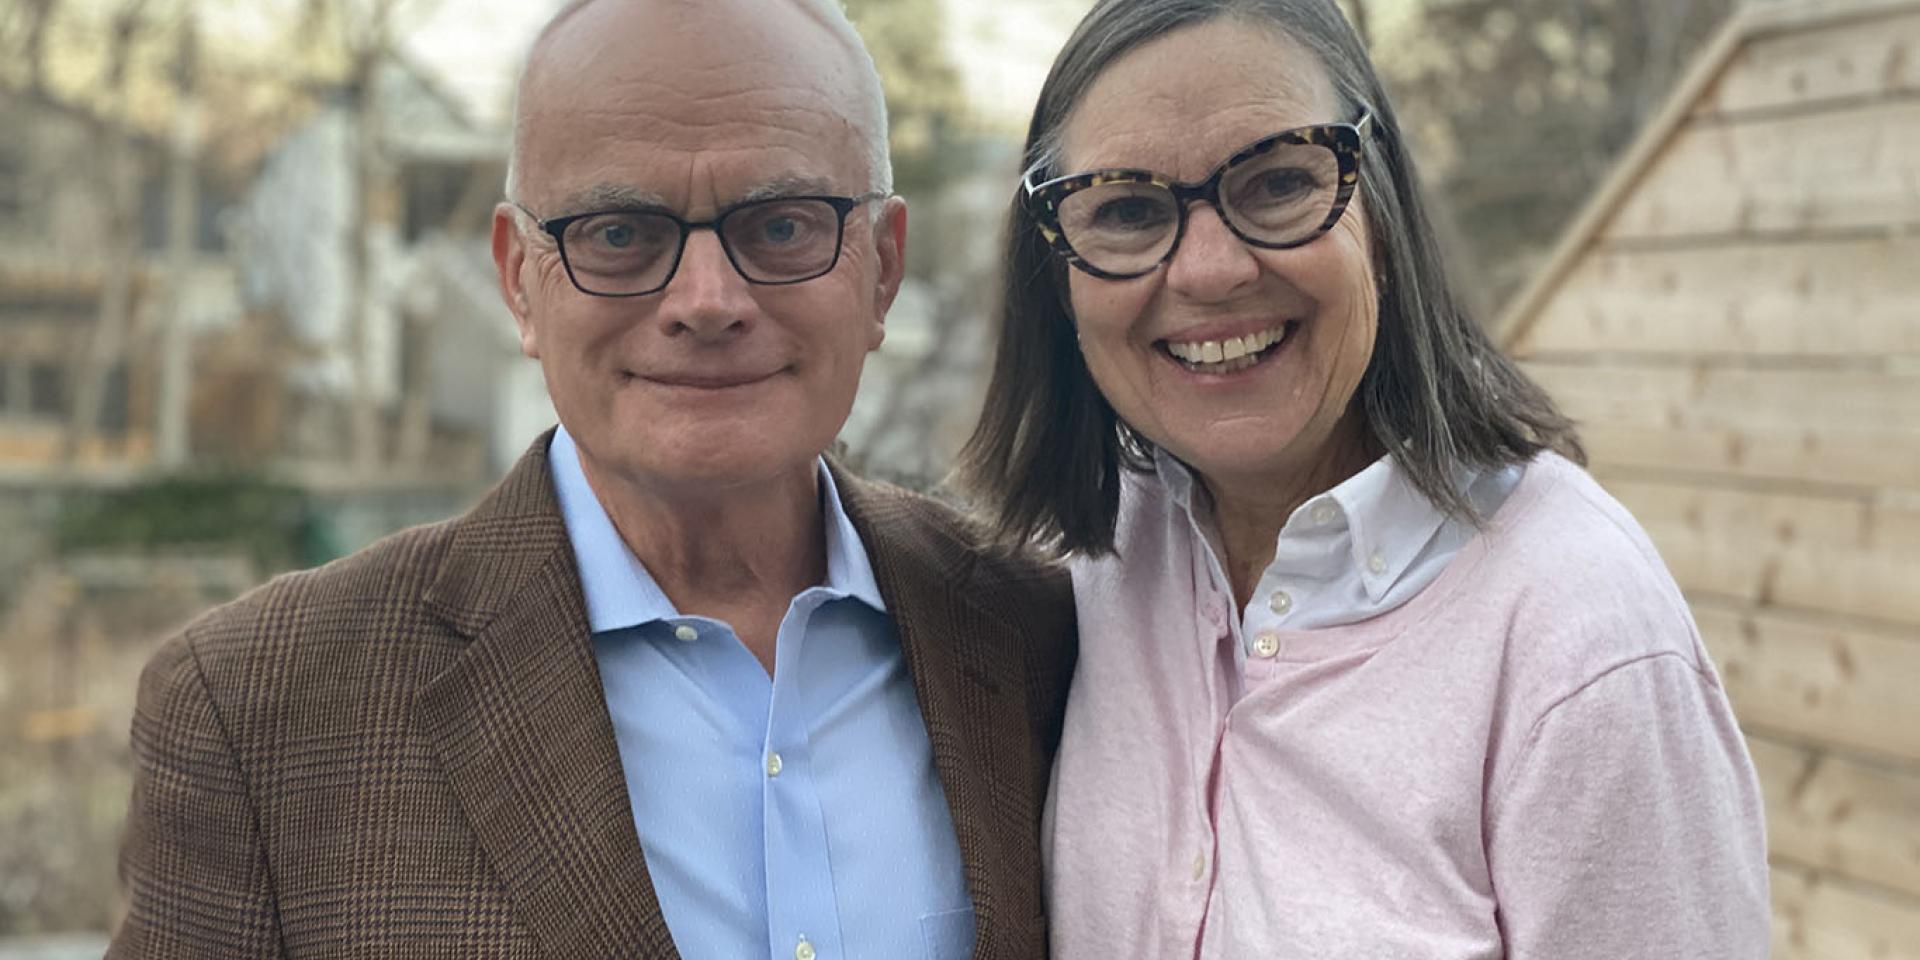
[111,432,1077,959]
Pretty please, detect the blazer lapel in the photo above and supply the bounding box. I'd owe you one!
[415,431,679,959]
[831,465,1043,959]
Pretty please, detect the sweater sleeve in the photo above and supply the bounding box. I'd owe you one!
[110,632,284,959]
[1485,652,1770,960]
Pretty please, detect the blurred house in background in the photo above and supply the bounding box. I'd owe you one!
[240,55,548,482]
[1,47,540,482]
[0,39,534,942]
[1500,0,1920,953]
[0,88,242,476]
[0,46,543,560]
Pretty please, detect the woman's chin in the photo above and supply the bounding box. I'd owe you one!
[1160,428,1311,483]
[1154,403,1376,490]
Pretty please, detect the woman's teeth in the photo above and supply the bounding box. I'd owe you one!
[1164,324,1290,373]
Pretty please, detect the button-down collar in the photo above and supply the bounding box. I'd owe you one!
[548,425,886,634]
[1152,447,1478,605]
[1322,455,1451,603]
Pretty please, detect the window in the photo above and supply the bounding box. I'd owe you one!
[0,148,23,221]
[27,363,65,418]
[99,363,129,435]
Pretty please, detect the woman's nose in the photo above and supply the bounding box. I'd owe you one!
[1163,202,1261,301]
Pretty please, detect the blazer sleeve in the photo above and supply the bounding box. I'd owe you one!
[110,632,283,959]
[1485,653,1771,959]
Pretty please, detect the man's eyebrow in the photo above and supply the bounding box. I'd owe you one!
[551,176,841,216]
[557,183,672,214]
[739,175,840,203]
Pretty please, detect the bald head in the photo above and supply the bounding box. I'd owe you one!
[505,0,891,203]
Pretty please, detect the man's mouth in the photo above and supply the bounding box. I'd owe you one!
[1158,321,1298,375]
[625,369,783,390]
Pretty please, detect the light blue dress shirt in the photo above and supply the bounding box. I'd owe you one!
[548,427,976,960]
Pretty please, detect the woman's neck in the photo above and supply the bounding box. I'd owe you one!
[1201,412,1382,609]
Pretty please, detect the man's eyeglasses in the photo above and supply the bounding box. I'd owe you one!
[1023,114,1373,280]
[514,192,888,297]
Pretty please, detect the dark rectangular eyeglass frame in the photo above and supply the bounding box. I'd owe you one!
[512,191,888,298]
[1022,112,1375,280]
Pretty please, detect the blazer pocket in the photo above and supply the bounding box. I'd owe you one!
[920,905,977,960]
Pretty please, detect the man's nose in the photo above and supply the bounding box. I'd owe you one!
[656,228,753,341]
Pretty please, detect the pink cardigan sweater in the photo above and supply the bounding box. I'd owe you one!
[1045,453,1770,959]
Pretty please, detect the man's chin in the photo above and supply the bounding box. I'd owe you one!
[598,437,829,500]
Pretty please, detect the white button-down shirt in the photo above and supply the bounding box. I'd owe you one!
[1154,447,1522,650]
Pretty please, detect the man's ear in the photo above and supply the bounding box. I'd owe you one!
[491,202,540,359]
[867,195,909,348]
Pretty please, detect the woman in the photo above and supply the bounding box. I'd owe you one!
[957,1,1770,956]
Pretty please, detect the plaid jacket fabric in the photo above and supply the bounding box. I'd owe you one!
[110,432,1077,959]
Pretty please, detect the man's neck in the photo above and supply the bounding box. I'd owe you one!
[576,449,828,674]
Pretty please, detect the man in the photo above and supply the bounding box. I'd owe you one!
[110,1,1076,956]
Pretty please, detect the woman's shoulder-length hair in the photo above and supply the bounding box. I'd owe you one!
[955,0,1584,557]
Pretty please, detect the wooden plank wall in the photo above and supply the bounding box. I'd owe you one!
[1508,6,1920,956]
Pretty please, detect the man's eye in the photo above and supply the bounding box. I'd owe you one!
[761,217,800,244]
[598,224,637,248]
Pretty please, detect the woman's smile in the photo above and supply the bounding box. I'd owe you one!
[1157,320,1300,377]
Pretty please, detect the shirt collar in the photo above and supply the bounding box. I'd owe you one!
[1323,454,1453,602]
[818,462,888,614]
[1153,446,1201,514]
[1152,445,1468,603]
[548,425,886,634]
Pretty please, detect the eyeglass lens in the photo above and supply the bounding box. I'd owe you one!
[1053,139,1342,276]
[560,198,847,295]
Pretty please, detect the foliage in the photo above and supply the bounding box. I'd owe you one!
[1384,0,1736,301]
[53,472,337,572]
[843,0,970,199]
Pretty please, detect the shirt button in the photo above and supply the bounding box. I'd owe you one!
[765,752,784,778]
[673,624,699,642]
[1252,632,1281,659]
[1367,551,1387,575]
[795,938,816,960]
[1191,851,1208,881]
[1268,590,1293,615]
[1311,501,1337,525]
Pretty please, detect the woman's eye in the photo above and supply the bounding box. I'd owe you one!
[1256,169,1316,200]
[1092,197,1167,230]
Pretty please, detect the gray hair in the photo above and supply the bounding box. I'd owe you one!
[503,0,892,203]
